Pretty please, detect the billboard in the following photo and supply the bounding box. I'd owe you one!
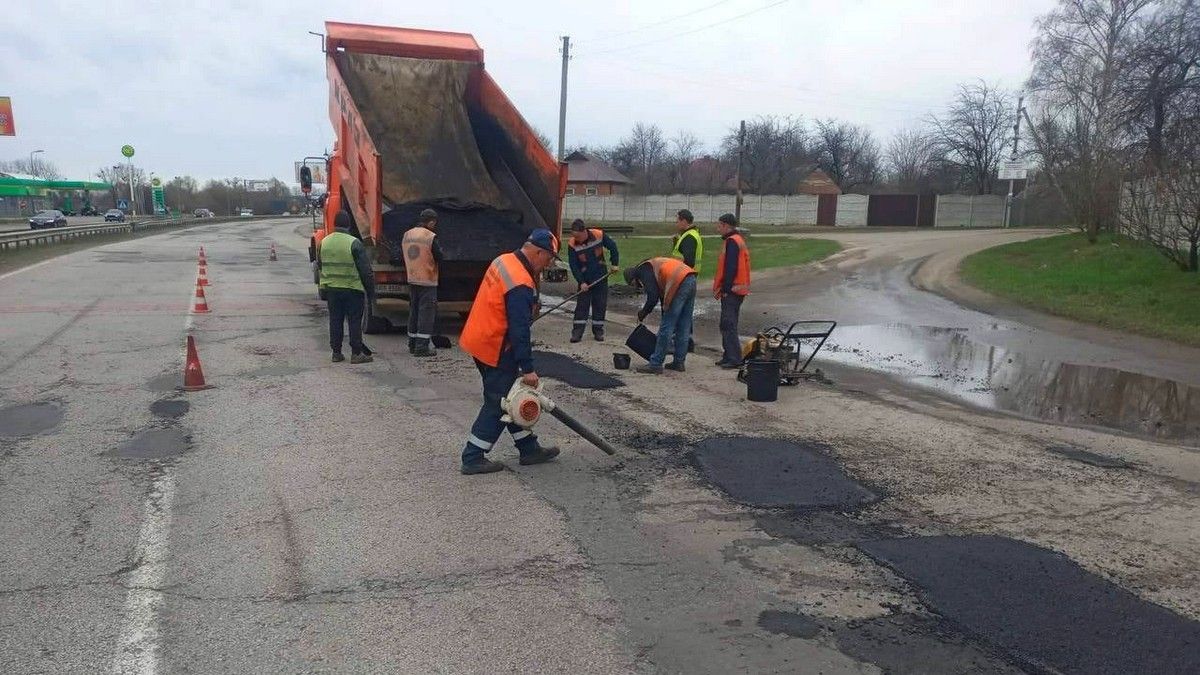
[245,180,272,192]
[0,97,14,136]
[295,160,327,185]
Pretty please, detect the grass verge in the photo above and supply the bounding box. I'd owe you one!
[960,232,1200,346]
[607,235,841,282]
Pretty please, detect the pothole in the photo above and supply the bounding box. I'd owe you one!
[1046,444,1132,469]
[150,399,190,419]
[0,402,65,437]
[693,436,878,509]
[532,350,624,390]
[108,427,190,459]
[757,610,820,639]
[858,535,1200,674]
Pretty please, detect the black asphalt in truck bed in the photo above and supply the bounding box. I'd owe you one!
[858,534,1200,674]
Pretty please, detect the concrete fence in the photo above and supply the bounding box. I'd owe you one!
[565,193,1010,228]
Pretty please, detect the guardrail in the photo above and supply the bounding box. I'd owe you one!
[0,215,279,251]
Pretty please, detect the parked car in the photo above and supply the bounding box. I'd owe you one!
[80,205,99,216]
[238,208,254,217]
[29,210,68,229]
[104,209,126,222]
[193,208,214,218]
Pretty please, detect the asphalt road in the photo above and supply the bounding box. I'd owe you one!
[2,219,1198,673]
[0,215,118,233]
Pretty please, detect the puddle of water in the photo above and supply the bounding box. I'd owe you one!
[108,427,190,459]
[150,399,190,419]
[820,324,1200,444]
[858,535,1200,674]
[532,351,624,390]
[693,437,878,509]
[0,402,64,437]
[757,610,820,639]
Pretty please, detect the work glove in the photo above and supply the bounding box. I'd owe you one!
[637,309,649,323]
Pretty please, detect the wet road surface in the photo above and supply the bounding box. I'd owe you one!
[2,220,1198,673]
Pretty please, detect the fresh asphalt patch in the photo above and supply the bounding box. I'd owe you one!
[150,399,190,419]
[0,402,64,437]
[107,427,190,460]
[532,350,624,390]
[692,436,878,509]
[757,610,820,639]
[1046,444,1132,469]
[755,510,903,546]
[857,534,1200,674]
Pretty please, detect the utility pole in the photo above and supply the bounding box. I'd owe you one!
[127,160,137,216]
[1003,95,1024,229]
[734,120,746,221]
[557,35,570,161]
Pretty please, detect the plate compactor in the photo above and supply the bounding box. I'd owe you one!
[739,320,837,386]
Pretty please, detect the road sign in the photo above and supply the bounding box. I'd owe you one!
[0,97,14,136]
[117,199,129,210]
[998,160,1027,181]
[121,145,135,158]
[150,177,162,188]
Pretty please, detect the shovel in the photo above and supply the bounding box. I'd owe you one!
[532,268,619,325]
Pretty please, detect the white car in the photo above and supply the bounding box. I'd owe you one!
[238,208,254,217]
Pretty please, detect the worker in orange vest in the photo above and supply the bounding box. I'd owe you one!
[567,219,620,342]
[457,229,563,475]
[402,208,443,357]
[713,213,751,368]
[624,257,697,374]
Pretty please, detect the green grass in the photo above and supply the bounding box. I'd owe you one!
[591,221,822,236]
[960,232,1200,346]
[608,235,841,281]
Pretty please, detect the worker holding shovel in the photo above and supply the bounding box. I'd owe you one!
[566,219,620,342]
[624,257,697,374]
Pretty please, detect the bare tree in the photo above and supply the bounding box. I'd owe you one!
[885,128,941,191]
[928,80,1014,195]
[1122,168,1200,270]
[720,116,810,193]
[813,119,881,191]
[97,164,148,209]
[533,128,555,155]
[0,157,63,179]
[1026,0,1155,243]
[628,122,667,191]
[666,130,703,192]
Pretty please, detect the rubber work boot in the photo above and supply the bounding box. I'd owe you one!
[665,361,685,372]
[636,364,664,374]
[519,445,561,466]
[461,458,505,475]
[719,361,742,370]
[331,352,346,363]
[593,331,605,342]
[569,330,584,344]
[350,353,374,364]
[407,338,416,354]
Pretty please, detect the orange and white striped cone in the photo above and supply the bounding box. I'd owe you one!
[192,282,211,313]
[269,243,277,262]
[197,263,210,286]
[183,335,211,391]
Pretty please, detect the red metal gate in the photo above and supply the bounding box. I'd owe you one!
[867,194,919,226]
[817,194,837,226]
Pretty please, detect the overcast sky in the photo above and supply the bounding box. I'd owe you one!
[2,0,1053,184]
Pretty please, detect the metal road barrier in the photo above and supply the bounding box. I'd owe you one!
[0,215,276,251]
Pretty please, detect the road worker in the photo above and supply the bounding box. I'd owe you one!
[714,213,751,369]
[671,209,703,271]
[457,229,563,475]
[402,208,444,357]
[624,256,697,374]
[318,211,375,364]
[567,219,620,343]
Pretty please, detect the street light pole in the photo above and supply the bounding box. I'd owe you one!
[30,149,44,175]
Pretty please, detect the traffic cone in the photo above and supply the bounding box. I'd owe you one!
[197,263,210,287]
[269,243,277,262]
[192,282,211,313]
[183,335,210,391]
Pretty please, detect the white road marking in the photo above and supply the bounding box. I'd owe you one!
[0,257,57,282]
[112,468,177,675]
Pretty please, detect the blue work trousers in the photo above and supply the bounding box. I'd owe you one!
[648,275,697,367]
[462,360,541,465]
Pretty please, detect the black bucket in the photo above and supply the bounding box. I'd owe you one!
[625,324,657,361]
[613,353,631,370]
[745,359,780,402]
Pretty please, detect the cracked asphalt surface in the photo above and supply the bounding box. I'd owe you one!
[1,219,1198,673]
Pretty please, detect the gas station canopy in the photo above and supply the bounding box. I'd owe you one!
[0,172,112,197]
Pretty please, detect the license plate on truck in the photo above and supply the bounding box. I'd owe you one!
[376,283,407,296]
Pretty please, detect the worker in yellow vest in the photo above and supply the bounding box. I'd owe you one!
[402,208,444,357]
[671,209,703,272]
[318,211,375,363]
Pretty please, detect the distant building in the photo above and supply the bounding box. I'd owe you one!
[796,168,841,195]
[564,151,632,196]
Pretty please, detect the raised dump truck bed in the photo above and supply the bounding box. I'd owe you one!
[315,21,566,326]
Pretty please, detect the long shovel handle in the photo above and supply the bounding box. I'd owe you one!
[532,268,618,325]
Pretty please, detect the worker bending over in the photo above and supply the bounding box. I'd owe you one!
[714,213,751,369]
[457,229,563,475]
[567,219,620,342]
[625,257,697,374]
[319,212,376,364]
[402,208,444,357]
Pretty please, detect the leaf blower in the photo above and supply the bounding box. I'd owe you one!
[499,379,617,456]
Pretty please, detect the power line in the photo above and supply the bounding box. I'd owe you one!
[580,0,792,57]
[582,0,740,46]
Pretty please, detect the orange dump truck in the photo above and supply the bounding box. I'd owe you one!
[310,21,567,331]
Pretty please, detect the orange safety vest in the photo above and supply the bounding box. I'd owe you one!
[570,228,608,263]
[713,233,750,296]
[402,226,438,287]
[648,257,695,308]
[459,253,536,367]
